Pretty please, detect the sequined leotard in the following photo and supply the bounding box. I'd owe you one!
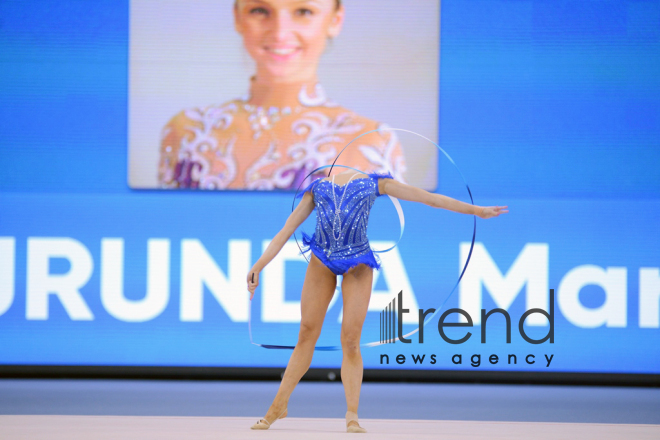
[296,171,394,275]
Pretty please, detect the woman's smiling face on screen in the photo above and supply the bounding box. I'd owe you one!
[234,0,344,82]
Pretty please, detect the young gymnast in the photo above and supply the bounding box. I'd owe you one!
[247,168,508,433]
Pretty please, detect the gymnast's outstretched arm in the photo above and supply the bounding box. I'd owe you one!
[247,192,316,299]
[379,178,509,220]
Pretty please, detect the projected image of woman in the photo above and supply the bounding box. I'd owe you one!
[157,0,407,190]
[246,169,508,432]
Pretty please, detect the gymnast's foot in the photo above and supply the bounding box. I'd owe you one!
[346,410,367,433]
[251,404,288,430]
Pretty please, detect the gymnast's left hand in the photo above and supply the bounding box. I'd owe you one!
[247,270,260,300]
[478,205,509,219]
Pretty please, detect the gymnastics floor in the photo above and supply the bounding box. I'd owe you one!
[1,379,659,439]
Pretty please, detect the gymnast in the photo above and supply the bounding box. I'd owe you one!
[247,168,508,432]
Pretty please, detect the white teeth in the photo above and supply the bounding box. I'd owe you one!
[269,47,296,55]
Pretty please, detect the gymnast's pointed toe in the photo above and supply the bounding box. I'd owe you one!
[250,407,288,430]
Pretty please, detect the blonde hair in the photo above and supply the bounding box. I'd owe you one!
[234,0,341,10]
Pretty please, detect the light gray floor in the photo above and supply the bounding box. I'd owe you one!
[1,379,659,425]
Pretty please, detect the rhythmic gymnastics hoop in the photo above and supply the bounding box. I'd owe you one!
[248,128,477,350]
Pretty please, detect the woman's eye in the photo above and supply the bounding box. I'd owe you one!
[249,7,269,16]
[295,8,314,17]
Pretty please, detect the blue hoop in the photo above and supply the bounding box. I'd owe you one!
[249,128,477,350]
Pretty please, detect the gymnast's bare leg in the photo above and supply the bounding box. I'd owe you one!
[340,262,373,429]
[260,253,338,422]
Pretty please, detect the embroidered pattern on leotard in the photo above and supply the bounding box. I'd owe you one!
[295,172,394,275]
[158,83,407,190]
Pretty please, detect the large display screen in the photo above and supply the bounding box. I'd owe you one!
[128,0,438,191]
[1,0,658,375]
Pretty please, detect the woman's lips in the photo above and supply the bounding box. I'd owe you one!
[264,46,301,62]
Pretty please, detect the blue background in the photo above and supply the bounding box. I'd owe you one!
[0,0,659,374]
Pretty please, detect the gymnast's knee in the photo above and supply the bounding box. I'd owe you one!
[340,332,361,354]
[298,321,322,343]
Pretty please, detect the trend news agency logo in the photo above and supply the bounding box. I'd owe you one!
[378,289,556,368]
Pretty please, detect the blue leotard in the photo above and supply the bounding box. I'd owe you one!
[295,171,394,275]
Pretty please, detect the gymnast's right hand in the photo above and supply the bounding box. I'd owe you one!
[247,270,260,300]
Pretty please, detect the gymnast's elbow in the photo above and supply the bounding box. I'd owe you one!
[282,216,303,238]
[283,204,313,236]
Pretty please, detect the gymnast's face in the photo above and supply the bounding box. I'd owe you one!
[234,0,344,82]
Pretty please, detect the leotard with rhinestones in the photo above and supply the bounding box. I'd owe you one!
[295,171,394,275]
